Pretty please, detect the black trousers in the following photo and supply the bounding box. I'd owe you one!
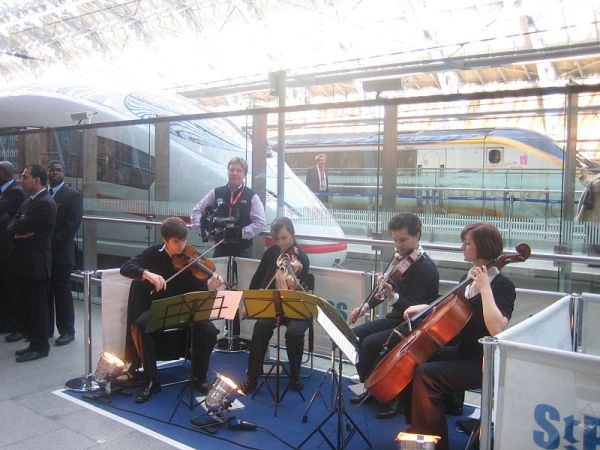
[48,263,75,336]
[17,277,50,353]
[409,358,481,450]
[0,262,21,332]
[246,318,309,381]
[352,316,403,382]
[133,310,218,383]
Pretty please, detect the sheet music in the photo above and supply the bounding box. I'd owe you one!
[317,304,358,364]
[212,290,242,320]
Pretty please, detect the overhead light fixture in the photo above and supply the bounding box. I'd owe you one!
[362,78,406,93]
[70,111,97,124]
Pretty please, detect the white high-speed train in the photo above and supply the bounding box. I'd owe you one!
[0,85,347,266]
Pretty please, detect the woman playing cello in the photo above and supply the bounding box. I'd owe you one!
[239,217,311,394]
[404,223,516,450]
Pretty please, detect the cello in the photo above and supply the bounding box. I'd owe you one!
[364,243,531,404]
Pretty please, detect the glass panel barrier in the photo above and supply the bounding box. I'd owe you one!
[2,85,600,294]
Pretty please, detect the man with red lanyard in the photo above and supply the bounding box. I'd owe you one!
[191,157,266,259]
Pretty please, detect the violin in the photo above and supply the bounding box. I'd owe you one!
[168,245,233,289]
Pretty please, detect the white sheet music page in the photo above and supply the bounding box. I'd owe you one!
[316,305,358,364]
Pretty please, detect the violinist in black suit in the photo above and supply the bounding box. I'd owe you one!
[0,161,26,337]
[47,161,83,346]
[120,217,225,403]
[7,164,57,362]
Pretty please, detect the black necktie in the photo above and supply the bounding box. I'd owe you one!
[49,188,54,196]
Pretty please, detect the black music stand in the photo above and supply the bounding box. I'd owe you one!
[143,290,223,422]
[298,298,372,450]
[242,289,317,417]
[215,256,249,352]
[302,341,338,422]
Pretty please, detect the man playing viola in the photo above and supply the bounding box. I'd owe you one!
[120,217,225,403]
[348,213,439,418]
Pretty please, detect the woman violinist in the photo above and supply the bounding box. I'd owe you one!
[120,217,225,403]
[404,223,516,450]
[239,217,311,394]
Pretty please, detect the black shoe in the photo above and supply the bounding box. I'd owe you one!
[15,346,31,356]
[135,380,161,403]
[376,397,403,419]
[240,377,257,394]
[349,391,374,404]
[5,332,24,343]
[193,379,211,396]
[290,378,303,392]
[446,405,463,416]
[15,350,49,363]
[55,334,75,346]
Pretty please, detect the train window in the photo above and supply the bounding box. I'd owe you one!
[488,148,502,164]
[51,130,83,178]
[97,136,154,190]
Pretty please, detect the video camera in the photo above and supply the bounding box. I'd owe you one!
[200,204,242,244]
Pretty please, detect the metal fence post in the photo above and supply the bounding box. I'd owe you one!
[65,270,98,391]
[479,336,499,450]
[569,292,582,353]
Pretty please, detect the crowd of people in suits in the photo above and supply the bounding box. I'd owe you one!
[0,160,83,362]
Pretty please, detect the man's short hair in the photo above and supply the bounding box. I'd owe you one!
[27,163,48,186]
[47,160,65,170]
[228,157,248,174]
[460,223,503,261]
[160,217,188,240]
[315,154,327,162]
[0,161,15,178]
[388,213,422,237]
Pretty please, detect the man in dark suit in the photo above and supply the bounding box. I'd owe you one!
[0,161,27,338]
[7,163,57,362]
[305,153,329,203]
[47,161,83,346]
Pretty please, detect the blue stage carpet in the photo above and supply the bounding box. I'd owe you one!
[57,352,474,449]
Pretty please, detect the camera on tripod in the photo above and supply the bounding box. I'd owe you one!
[200,205,242,244]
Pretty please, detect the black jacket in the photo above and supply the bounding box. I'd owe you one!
[250,244,310,290]
[51,184,83,266]
[7,189,57,279]
[0,179,26,264]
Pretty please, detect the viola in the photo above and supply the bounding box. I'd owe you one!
[272,246,305,291]
[364,243,531,404]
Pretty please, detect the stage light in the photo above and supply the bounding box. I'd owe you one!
[205,373,240,414]
[94,352,126,394]
[191,372,247,432]
[395,432,440,450]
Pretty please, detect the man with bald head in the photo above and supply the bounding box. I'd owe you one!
[0,161,26,338]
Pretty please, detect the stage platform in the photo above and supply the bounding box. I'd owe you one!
[0,301,477,449]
